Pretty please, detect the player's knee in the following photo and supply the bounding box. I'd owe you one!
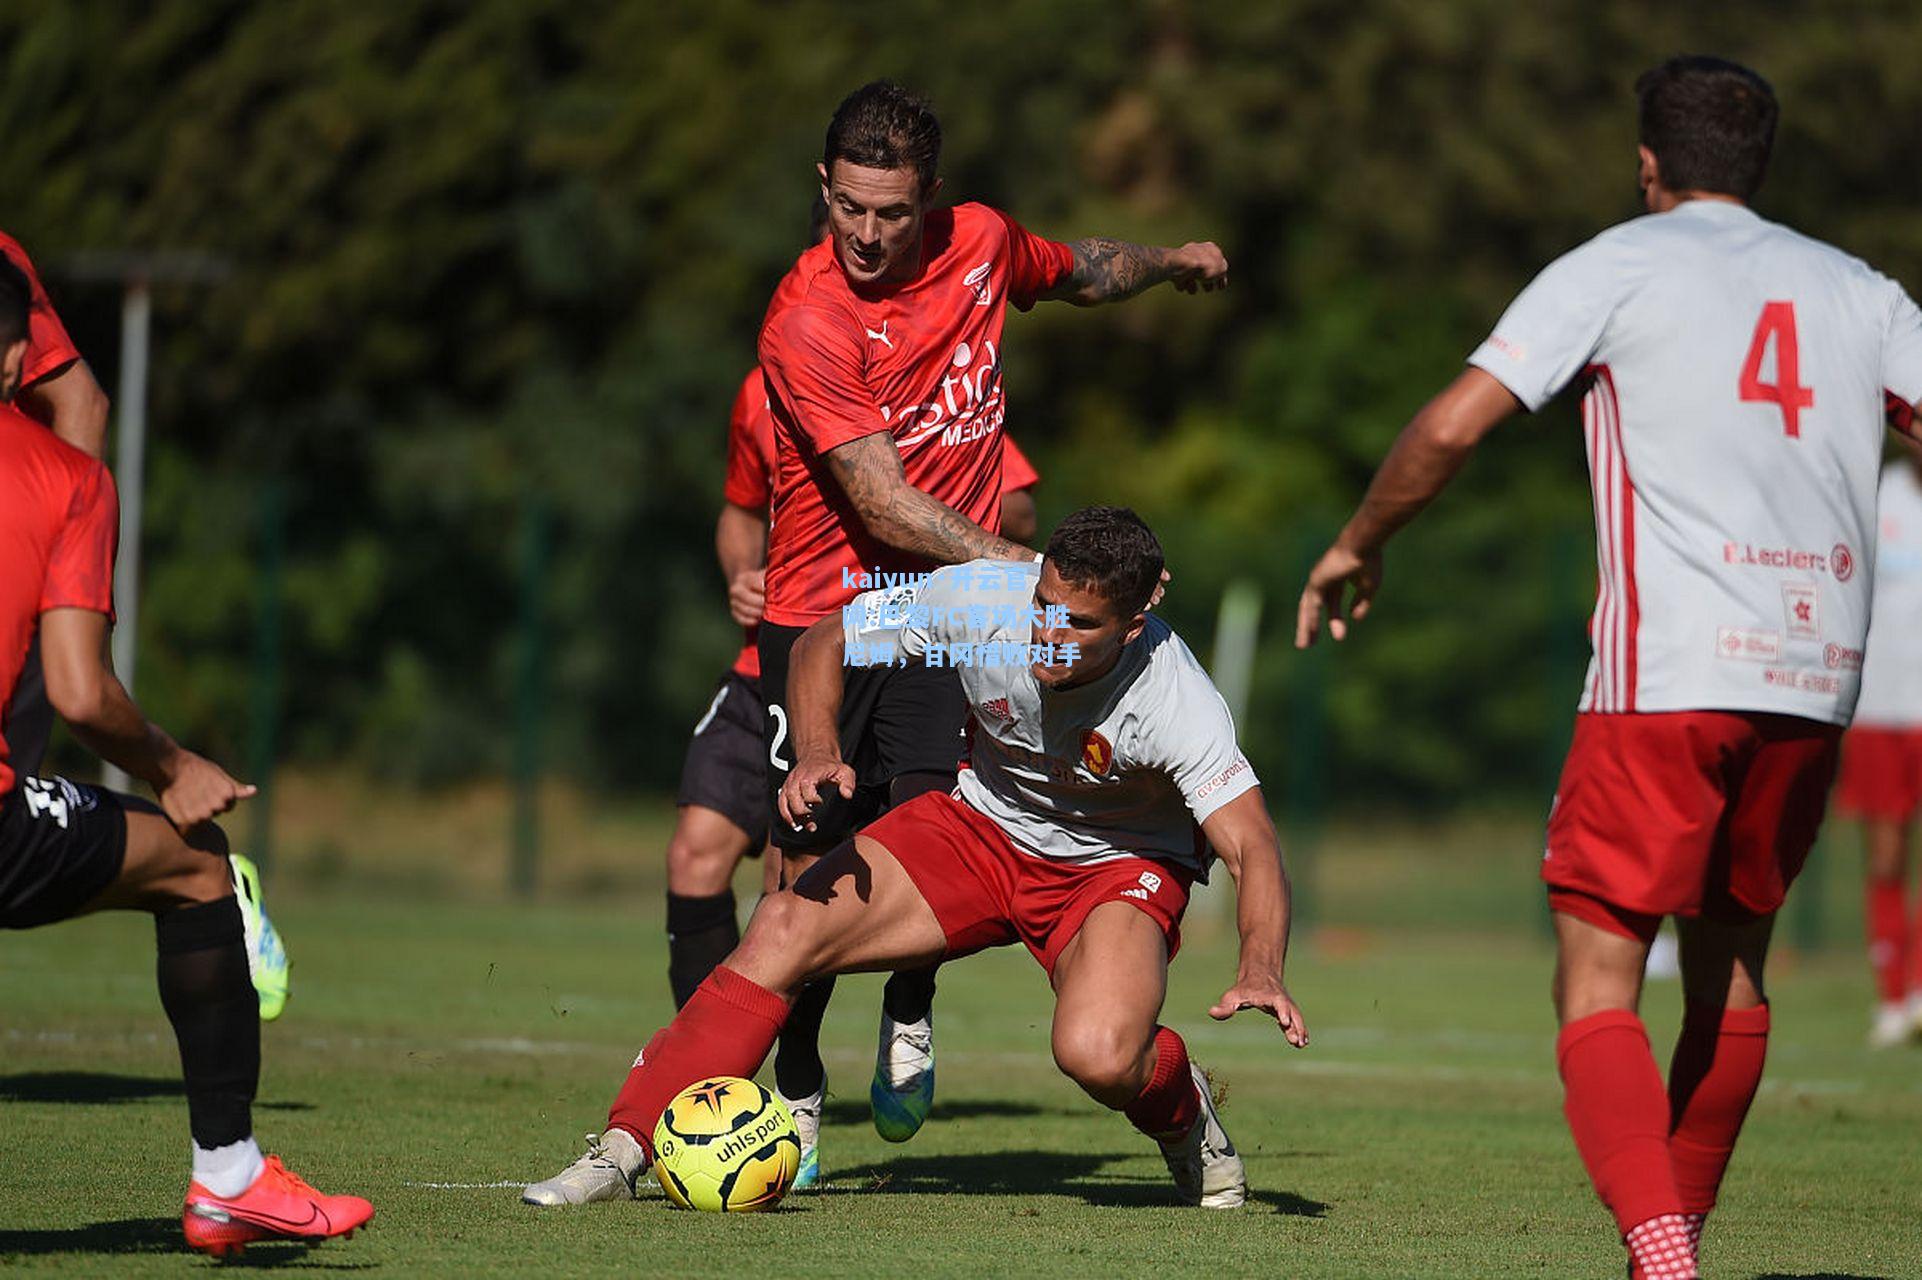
[736,892,829,981]
[1052,1022,1149,1102]
[666,829,737,896]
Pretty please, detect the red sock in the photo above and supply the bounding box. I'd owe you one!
[1557,1010,1682,1236]
[1123,1026,1201,1138]
[1666,1001,1769,1215]
[605,966,789,1159]
[1867,879,1907,1004]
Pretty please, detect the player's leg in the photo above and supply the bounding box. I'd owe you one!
[1666,911,1773,1258]
[1862,816,1913,1045]
[52,792,370,1253]
[526,830,946,1205]
[1049,900,1243,1207]
[665,805,752,1008]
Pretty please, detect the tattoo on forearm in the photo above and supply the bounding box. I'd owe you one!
[1067,237,1172,303]
[828,433,1026,563]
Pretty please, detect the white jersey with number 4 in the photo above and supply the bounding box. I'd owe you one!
[1470,200,1922,725]
[1854,460,1922,727]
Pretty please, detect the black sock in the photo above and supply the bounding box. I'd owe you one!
[774,976,835,1099]
[666,890,739,1009]
[882,965,938,1023]
[155,897,258,1149]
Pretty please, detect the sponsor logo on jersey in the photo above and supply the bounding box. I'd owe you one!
[1715,627,1781,663]
[881,338,1007,450]
[1824,642,1863,670]
[1762,667,1842,695]
[977,697,1015,726]
[1723,542,1834,573]
[1831,542,1855,582]
[1782,583,1820,640]
[963,261,994,306]
[1080,729,1114,777]
[1120,887,1149,900]
[1193,757,1251,802]
[865,321,894,350]
[1485,334,1527,361]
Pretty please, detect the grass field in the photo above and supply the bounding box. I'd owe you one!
[3,797,1920,1277]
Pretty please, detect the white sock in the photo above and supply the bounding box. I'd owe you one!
[192,1136,265,1198]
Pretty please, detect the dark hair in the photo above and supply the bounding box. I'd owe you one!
[1043,505,1165,616]
[0,256,30,352]
[808,194,830,246]
[1635,55,1778,200]
[824,81,941,190]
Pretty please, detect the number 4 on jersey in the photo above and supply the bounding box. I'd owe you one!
[1738,301,1814,437]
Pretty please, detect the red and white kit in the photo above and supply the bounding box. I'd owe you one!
[1470,200,1922,927]
[757,203,1074,627]
[0,232,83,407]
[1837,460,1922,821]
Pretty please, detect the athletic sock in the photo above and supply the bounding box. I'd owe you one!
[192,1136,266,1198]
[1556,1010,1683,1238]
[773,976,835,1100]
[155,897,259,1152]
[1624,1212,1699,1280]
[881,965,937,1024]
[1123,1026,1201,1138]
[606,965,789,1159]
[666,891,739,1010]
[1866,878,1908,1005]
[1666,1001,1769,1217]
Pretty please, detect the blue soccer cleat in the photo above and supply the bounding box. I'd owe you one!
[777,1084,824,1190]
[870,1009,934,1143]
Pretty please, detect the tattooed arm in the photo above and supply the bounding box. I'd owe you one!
[1043,237,1229,306]
[824,431,1033,564]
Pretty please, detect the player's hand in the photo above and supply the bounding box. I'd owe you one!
[155,750,257,832]
[1210,976,1309,1048]
[1295,542,1381,648]
[728,568,766,628]
[778,755,857,832]
[1167,242,1228,294]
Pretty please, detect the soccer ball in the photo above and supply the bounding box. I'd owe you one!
[652,1076,801,1212]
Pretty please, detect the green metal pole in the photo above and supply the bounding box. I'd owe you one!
[511,493,552,898]
[245,477,285,869]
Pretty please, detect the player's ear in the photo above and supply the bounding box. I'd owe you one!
[921,175,944,208]
[1120,612,1148,646]
[1636,145,1659,197]
[816,161,833,201]
[0,338,25,402]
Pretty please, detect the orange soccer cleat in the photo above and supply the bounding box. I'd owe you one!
[182,1155,374,1257]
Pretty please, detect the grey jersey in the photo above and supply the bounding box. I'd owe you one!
[842,559,1259,874]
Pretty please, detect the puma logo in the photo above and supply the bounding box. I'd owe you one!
[866,321,893,350]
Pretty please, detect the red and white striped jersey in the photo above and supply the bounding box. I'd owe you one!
[1470,200,1922,725]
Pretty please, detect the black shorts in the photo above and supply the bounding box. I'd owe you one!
[0,776,133,929]
[675,671,770,849]
[2,632,55,781]
[759,621,968,852]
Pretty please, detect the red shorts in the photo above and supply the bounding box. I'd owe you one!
[1835,725,1922,823]
[859,791,1194,977]
[1544,711,1841,942]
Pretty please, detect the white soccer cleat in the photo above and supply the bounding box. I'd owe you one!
[777,1084,825,1190]
[1156,1064,1246,1209]
[520,1129,646,1206]
[870,1009,936,1142]
[1869,1002,1913,1050]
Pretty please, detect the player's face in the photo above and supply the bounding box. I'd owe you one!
[1030,560,1147,690]
[818,160,940,287]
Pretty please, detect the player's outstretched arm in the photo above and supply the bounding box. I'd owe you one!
[1295,368,1522,649]
[21,359,111,459]
[1200,787,1307,1048]
[716,501,768,628]
[1043,237,1228,306]
[778,615,858,832]
[825,431,1033,566]
[38,607,255,830]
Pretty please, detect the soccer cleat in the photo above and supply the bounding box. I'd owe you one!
[182,1155,373,1257]
[230,854,290,1021]
[870,1008,935,1143]
[777,1085,825,1190]
[521,1129,646,1206]
[1869,1001,1912,1049]
[1156,1064,1246,1208]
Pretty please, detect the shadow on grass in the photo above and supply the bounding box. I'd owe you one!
[830,1149,1327,1216]
[0,1217,373,1268]
[0,1072,312,1110]
[822,1097,1068,1126]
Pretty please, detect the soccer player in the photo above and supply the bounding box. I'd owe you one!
[0,259,372,1256]
[752,79,1227,1183]
[525,506,1307,1209]
[1836,440,1922,1047]
[1296,57,1922,1280]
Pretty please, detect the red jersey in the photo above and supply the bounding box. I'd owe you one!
[1002,433,1040,492]
[0,232,83,416]
[0,405,119,793]
[723,367,778,679]
[757,202,1074,626]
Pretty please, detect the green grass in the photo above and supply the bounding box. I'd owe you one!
[2,873,1919,1276]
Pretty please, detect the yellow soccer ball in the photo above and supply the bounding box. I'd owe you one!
[652,1076,801,1212]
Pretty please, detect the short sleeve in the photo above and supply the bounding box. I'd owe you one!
[723,367,775,509]
[1001,433,1040,493]
[840,564,985,666]
[1146,677,1259,824]
[1882,284,1922,435]
[993,209,1076,312]
[759,305,889,456]
[40,462,119,618]
[1,235,81,389]
[1467,236,1627,412]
